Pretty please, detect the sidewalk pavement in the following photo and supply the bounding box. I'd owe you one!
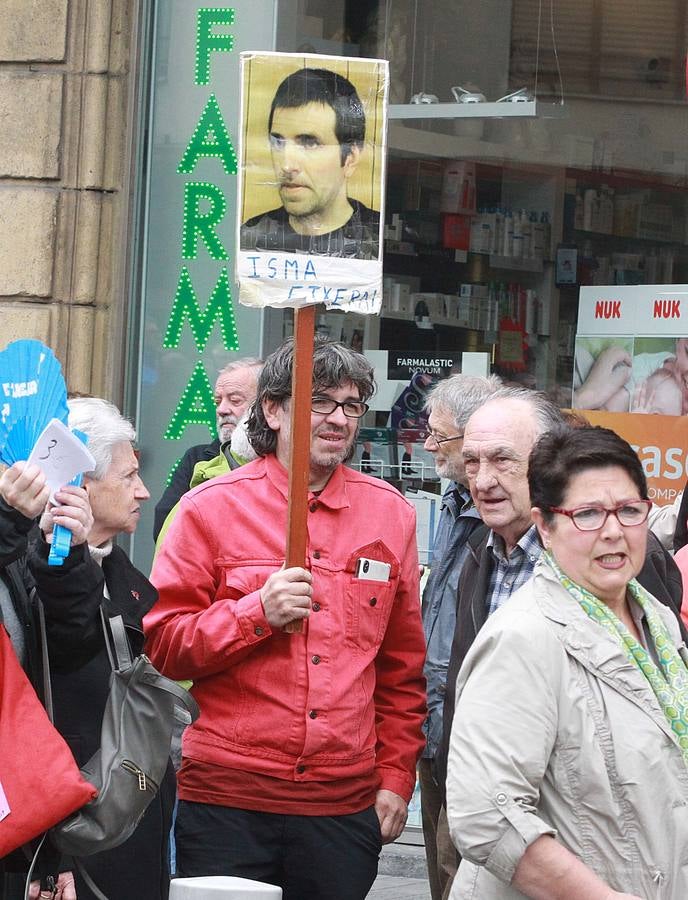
[367,874,432,899]
[367,841,432,899]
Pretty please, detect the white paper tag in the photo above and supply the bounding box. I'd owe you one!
[0,779,10,821]
[26,418,96,501]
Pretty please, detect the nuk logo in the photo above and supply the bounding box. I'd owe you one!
[594,300,621,319]
[653,299,681,319]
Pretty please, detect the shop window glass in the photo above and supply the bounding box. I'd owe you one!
[273,0,688,501]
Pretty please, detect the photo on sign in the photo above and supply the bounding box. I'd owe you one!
[572,335,688,416]
[630,337,688,415]
[572,336,634,412]
[236,51,388,312]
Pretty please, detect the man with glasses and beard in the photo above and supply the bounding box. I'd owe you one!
[145,338,426,900]
[153,358,261,540]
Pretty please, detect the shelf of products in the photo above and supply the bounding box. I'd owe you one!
[380,155,563,388]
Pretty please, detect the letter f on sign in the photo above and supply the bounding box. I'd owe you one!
[196,8,235,86]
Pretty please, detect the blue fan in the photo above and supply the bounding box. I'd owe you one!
[0,340,69,465]
[0,340,80,566]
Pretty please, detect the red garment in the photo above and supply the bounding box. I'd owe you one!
[675,544,688,631]
[146,455,426,812]
[176,760,374,815]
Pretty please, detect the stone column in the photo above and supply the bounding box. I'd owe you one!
[0,0,137,398]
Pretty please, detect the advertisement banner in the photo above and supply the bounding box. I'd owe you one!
[236,52,388,312]
[573,285,688,417]
[387,352,461,381]
[579,410,688,505]
[577,284,688,336]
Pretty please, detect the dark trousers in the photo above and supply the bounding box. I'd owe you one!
[175,800,382,900]
[418,758,459,900]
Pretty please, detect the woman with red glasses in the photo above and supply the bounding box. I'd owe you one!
[446,425,688,900]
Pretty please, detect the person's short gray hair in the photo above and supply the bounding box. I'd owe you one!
[216,358,263,380]
[478,386,564,435]
[67,397,136,480]
[425,374,503,430]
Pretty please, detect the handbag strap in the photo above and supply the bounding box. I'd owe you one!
[99,608,133,672]
[141,667,201,721]
[33,588,59,732]
[36,594,132,710]
[36,593,54,723]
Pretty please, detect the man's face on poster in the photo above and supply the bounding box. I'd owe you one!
[269,102,360,225]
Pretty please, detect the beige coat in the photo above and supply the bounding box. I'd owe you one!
[447,559,688,900]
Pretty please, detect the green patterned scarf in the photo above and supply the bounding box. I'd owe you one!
[544,551,688,764]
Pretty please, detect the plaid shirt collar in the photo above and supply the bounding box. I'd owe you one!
[486,524,542,616]
[487,523,542,562]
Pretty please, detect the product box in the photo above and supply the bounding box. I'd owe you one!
[390,282,412,314]
[459,283,489,300]
[469,298,481,330]
[442,213,471,250]
[456,296,471,328]
[613,193,643,237]
[440,160,476,214]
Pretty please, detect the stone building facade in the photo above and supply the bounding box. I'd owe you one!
[0,0,138,399]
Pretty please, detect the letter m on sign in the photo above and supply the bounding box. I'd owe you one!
[163,267,239,352]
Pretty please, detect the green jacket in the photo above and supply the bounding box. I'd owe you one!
[155,445,245,550]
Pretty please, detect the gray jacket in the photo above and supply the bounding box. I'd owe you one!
[422,483,481,759]
[447,559,688,900]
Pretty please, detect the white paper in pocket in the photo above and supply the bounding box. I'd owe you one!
[0,779,10,822]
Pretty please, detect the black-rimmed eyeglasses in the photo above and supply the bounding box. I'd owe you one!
[424,431,464,449]
[548,499,651,531]
[311,396,369,419]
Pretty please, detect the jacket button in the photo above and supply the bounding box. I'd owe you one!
[311,655,321,665]
[309,710,318,719]
[495,792,508,805]
[309,502,318,512]
[312,602,321,612]
[255,626,264,636]
[313,550,321,559]
[296,765,306,773]
[369,597,377,607]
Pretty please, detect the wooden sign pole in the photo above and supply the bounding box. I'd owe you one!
[283,304,316,634]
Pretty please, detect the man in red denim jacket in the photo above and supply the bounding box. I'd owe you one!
[145,338,426,900]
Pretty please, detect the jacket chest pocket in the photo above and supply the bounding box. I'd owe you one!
[343,542,400,652]
[217,558,280,601]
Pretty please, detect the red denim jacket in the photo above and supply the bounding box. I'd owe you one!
[145,454,426,805]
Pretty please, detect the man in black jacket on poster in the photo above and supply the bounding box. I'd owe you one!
[240,68,380,261]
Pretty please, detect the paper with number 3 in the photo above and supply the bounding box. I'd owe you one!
[27,418,96,502]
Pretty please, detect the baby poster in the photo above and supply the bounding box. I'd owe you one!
[573,285,688,416]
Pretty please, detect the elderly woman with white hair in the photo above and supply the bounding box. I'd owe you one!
[22,397,175,900]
